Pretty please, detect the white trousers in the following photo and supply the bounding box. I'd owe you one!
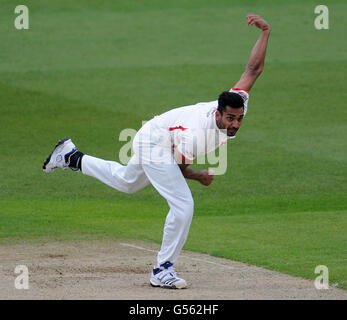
[81,154,194,266]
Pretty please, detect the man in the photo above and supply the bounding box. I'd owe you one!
[43,14,270,289]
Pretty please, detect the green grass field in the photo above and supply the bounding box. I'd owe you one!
[1,0,346,290]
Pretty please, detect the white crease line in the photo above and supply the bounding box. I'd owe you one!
[120,242,157,253]
[120,242,235,270]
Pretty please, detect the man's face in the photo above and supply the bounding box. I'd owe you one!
[215,106,244,137]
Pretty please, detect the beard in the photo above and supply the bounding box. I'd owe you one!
[227,128,238,136]
[218,118,238,136]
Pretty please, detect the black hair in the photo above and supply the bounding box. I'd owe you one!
[217,91,244,114]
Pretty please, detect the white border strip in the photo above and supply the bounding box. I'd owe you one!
[120,242,235,270]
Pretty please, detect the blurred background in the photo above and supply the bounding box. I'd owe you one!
[0,0,346,288]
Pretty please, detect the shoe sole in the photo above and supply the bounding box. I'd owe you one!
[42,137,70,173]
[150,278,187,289]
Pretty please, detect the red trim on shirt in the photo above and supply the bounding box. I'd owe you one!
[178,151,194,163]
[180,152,187,160]
[231,87,249,93]
[169,126,188,131]
[172,144,194,163]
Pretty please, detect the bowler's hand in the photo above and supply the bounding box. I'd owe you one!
[246,14,270,31]
[198,170,214,186]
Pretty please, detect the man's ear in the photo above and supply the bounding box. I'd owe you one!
[215,109,222,121]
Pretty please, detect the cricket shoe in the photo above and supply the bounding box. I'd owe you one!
[150,261,187,289]
[42,137,79,173]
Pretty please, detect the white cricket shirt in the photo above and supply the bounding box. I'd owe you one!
[133,88,249,163]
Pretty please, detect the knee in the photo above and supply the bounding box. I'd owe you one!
[176,197,194,222]
[123,185,137,194]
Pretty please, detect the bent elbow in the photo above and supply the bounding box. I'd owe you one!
[245,65,263,77]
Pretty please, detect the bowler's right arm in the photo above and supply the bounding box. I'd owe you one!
[233,14,271,92]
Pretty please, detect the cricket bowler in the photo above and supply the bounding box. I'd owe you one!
[43,14,271,289]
